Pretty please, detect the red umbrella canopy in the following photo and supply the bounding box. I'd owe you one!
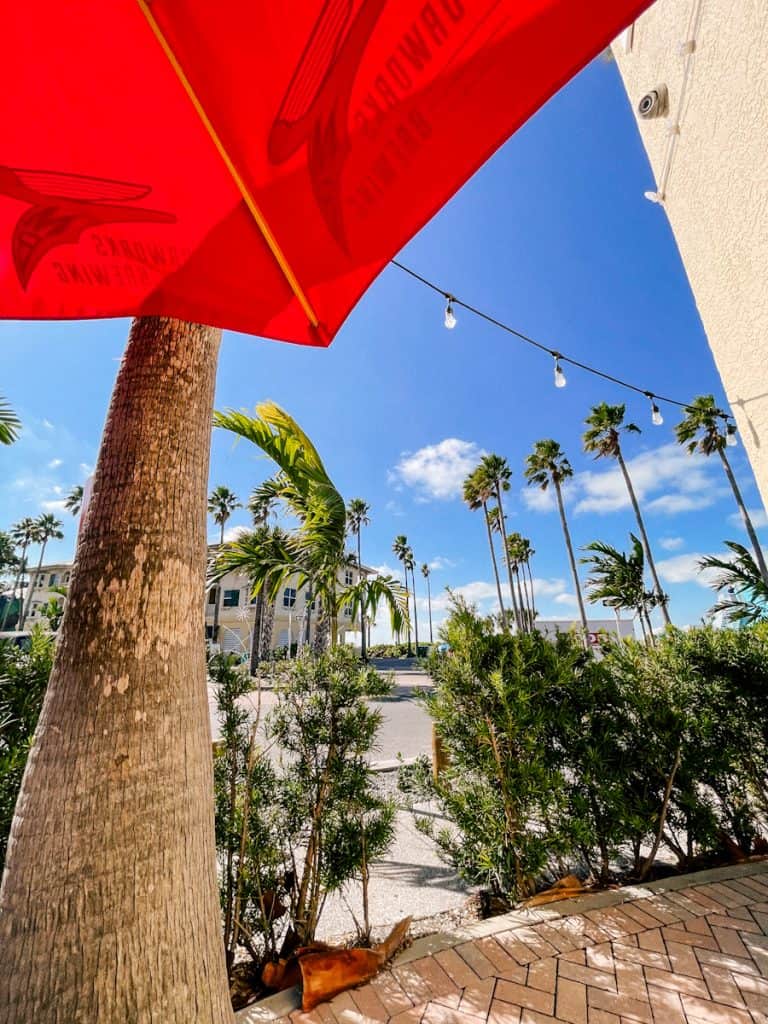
[2,1,648,346]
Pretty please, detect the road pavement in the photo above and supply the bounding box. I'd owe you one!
[208,660,435,765]
[208,658,468,937]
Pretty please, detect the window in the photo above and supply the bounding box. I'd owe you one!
[344,569,354,586]
[37,576,45,588]
[63,573,70,584]
[250,594,259,604]
[343,604,352,617]
[207,587,218,605]
[49,573,58,586]
[222,589,240,608]
[283,587,296,608]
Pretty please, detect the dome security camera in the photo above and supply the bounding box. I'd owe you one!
[637,84,669,119]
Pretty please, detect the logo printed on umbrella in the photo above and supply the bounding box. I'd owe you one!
[0,165,176,289]
[268,0,388,248]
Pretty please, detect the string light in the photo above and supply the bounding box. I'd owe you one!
[553,353,567,389]
[646,393,664,426]
[391,259,736,431]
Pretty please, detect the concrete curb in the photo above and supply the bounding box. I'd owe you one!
[234,857,768,1020]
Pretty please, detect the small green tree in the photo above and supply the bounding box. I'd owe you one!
[268,648,396,953]
[408,596,574,899]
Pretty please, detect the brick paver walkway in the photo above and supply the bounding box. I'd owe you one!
[240,862,768,1024]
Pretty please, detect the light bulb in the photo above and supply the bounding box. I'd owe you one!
[726,425,738,447]
[553,356,566,389]
[651,401,663,426]
[444,299,457,330]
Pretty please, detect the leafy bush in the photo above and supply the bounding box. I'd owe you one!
[212,647,396,978]
[0,628,54,864]
[403,599,768,901]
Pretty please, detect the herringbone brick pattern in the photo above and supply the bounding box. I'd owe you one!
[281,868,768,1024]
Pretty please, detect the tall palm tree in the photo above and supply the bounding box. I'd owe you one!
[676,395,768,588]
[64,484,84,516]
[0,516,36,630]
[583,402,671,627]
[506,532,533,632]
[524,440,589,643]
[479,454,520,631]
[404,544,420,655]
[207,485,241,642]
[699,541,768,625]
[213,404,406,651]
[462,468,508,632]
[421,562,434,643]
[346,498,371,660]
[518,535,537,629]
[1,320,232,1024]
[0,394,21,445]
[581,535,658,642]
[392,534,413,655]
[19,513,64,629]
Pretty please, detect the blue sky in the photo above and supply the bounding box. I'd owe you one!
[2,55,763,639]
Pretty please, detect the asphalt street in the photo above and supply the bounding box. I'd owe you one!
[208,661,435,766]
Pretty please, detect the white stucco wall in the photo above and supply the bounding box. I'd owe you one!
[613,1,768,505]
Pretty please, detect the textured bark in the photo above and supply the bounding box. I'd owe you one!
[616,449,671,627]
[482,501,507,633]
[554,479,589,646]
[719,448,768,586]
[0,318,233,1024]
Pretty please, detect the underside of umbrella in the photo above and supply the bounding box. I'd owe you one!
[1,0,650,345]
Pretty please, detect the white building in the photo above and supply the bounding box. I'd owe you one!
[613,2,768,505]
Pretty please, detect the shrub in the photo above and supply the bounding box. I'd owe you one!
[404,599,768,902]
[212,646,396,978]
[0,628,54,864]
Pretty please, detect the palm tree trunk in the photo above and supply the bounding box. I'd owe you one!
[212,521,225,642]
[617,450,671,627]
[426,576,433,643]
[20,542,48,630]
[526,560,536,629]
[494,485,520,631]
[482,501,508,632]
[411,565,420,656]
[518,569,528,630]
[0,318,233,1024]
[400,560,412,655]
[553,479,589,646]
[719,448,768,587]
[1,544,27,630]
[357,533,367,662]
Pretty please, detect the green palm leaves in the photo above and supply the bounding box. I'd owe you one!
[213,403,407,647]
[0,395,21,445]
[699,542,768,625]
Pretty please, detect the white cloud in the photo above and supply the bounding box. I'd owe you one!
[657,552,722,588]
[429,556,456,571]
[522,444,725,519]
[370,562,403,581]
[47,458,63,469]
[660,536,685,551]
[41,499,68,512]
[389,438,486,501]
[728,507,768,530]
[646,493,717,514]
[41,419,54,430]
[384,499,404,517]
[554,592,578,607]
[79,462,94,477]
[222,525,248,543]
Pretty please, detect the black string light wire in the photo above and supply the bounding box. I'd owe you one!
[391,258,738,444]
